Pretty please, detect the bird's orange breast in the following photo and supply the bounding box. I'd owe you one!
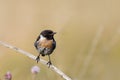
[38,39,53,48]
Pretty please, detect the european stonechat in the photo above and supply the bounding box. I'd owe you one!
[34,30,56,67]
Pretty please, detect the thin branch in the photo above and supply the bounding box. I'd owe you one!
[0,41,72,80]
[79,26,104,79]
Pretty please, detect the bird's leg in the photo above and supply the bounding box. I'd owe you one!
[36,54,40,63]
[47,55,52,68]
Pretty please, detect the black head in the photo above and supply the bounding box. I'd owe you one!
[40,30,56,39]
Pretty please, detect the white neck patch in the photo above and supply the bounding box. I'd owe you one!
[40,35,46,41]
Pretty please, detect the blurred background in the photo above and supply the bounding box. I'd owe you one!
[0,0,120,80]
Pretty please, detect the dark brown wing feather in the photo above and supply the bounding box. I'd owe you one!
[34,35,40,49]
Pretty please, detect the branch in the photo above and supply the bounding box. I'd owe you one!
[0,41,72,80]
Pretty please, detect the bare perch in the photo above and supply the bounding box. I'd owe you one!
[0,41,72,80]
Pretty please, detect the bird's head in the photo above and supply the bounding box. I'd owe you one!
[40,30,56,39]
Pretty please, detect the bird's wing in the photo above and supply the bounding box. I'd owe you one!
[34,35,40,49]
[52,40,56,50]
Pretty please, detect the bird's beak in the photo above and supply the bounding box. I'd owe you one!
[51,32,57,35]
[53,32,57,34]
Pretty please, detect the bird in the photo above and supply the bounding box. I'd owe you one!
[34,30,56,67]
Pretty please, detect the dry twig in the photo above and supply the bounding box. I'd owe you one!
[0,41,72,80]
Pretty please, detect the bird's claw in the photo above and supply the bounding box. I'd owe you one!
[36,56,40,63]
[47,61,52,68]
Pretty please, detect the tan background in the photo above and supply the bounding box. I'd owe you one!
[0,0,120,80]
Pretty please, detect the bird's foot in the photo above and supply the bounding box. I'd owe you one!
[47,61,52,68]
[36,56,40,63]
